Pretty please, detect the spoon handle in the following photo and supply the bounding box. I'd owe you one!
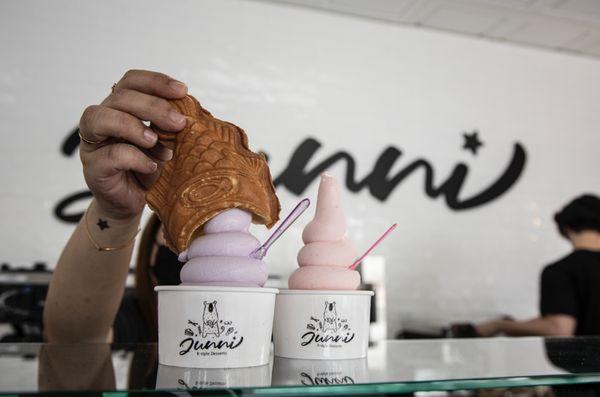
[349,223,397,270]
[250,198,311,259]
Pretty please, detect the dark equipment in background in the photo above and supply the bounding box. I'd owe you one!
[0,262,49,342]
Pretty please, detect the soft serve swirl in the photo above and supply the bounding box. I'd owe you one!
[288,174,360,290]
[179,208,268,287]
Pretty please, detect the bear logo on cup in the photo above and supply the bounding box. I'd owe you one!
[323,301,338,333]
[202,300,220,338]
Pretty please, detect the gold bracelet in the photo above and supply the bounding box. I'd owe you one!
[84,207,140,252]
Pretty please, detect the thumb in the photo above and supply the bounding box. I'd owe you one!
[134,168,161,190]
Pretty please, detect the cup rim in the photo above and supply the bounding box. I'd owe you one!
[277,289,374,296]
[154,285,279,294]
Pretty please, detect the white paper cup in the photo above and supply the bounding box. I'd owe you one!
[273,290,374,359]
[156,363,272,389]
[155,285,278,368]
[272,357,369,386]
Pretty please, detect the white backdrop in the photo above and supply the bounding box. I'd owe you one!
[1,0,599,335]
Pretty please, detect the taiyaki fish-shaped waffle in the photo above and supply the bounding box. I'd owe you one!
[146,95,280,253]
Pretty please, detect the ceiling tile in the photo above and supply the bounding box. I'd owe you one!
[560,29,600,51]
[423,4,506,35]
[268,0,600,58]
[327,0,416,20]
[507,17,589,47]
[554,0,600,18]
[474,0,538,9]
[484,16,530,38]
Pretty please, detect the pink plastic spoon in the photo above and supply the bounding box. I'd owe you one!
[349,223,397,270]
[249,198,311,259]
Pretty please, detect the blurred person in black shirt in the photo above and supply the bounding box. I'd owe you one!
[476,194,600,337]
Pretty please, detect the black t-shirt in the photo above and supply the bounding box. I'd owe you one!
[540,250,600,336]
[113,291,152,343]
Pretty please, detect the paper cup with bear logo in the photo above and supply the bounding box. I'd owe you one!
[155,285,278,368]
[156,363,272,390]
[273,290,374,360]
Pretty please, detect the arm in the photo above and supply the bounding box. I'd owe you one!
[43,70,187,343]
[38,343,115,390]
[476,315,576,337]
[475,263,579,338]
[44,202,140,342]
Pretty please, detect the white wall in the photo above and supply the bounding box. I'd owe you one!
[1,0,599,335]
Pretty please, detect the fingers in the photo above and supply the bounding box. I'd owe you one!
[86,143,158,178]
[147,143,173,162]
[136,144,173,188]
[80,70,187,150]
[115,69,187,99]
[134,168,162,190]
[102,89,186,131]
[79,105,158,151]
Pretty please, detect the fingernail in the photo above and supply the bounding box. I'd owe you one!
[148,161,158,171]
[143,129,157,143]
[165,149,173,161]
[169,110,186,125]
[169,80,187,92]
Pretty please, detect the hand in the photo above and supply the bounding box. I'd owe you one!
[79,70,188,220]
[474,320,500,337]
[475,318,513,337]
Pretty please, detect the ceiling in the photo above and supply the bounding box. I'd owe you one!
[267,0,600,59]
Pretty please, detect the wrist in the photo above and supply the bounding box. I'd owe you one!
[490,320,504,335]
[475,320,500,337]
[85,200,142,249]
[93,199,143,227]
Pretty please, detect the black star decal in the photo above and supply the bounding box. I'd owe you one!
[463,130,483,155]
[97,218,110,230]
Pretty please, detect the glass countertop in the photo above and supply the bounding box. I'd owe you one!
[1,337,600,395]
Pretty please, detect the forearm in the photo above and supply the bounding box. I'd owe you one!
[44,199,141,342]
[496,317,574,337]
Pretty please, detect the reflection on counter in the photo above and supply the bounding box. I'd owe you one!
[36,343,158,392]
[1,339,600,394]
[156,363,271,390]
[272,357,368,386]
[38,344,116,391]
